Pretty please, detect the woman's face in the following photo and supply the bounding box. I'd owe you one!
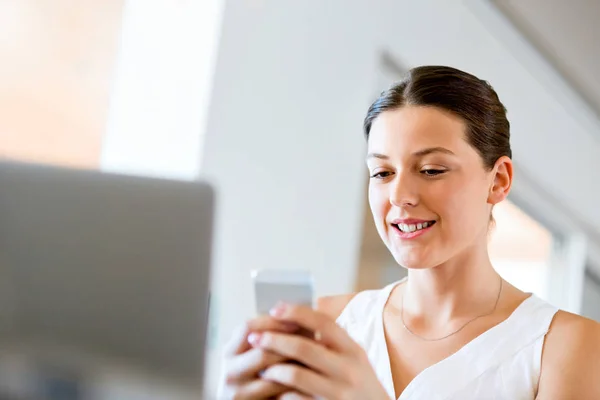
[366,105,508,269]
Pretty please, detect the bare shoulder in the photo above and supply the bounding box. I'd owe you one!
[537,310,600,399]
[316,293,357,320]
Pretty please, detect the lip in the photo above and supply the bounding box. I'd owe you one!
[391,218,433,225]
[389,218,436,240]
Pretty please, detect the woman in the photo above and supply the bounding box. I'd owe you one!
[219,66,600,399]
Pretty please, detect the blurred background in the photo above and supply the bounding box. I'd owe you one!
[1,0,599,397]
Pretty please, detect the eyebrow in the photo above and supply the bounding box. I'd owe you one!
[366,147,455,161]
[413,147,456,157]
[365,152,389,160]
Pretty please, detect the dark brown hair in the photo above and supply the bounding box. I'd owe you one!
[364,65,511,169]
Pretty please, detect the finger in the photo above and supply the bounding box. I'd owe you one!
[236,378,289,399]
[253,331,345,379]
[269,303,358,353]
[224,316,300,356]
[226,348,288,382]
[277,391,312,400]
[262,363,338,400]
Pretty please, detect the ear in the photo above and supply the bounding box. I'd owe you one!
[487,156,513,205]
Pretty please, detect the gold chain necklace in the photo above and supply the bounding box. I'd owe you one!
[400,277,503,342]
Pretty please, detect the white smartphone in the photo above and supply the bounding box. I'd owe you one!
[252,269,314,316]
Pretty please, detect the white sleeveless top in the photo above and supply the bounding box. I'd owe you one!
[336,279,559,400]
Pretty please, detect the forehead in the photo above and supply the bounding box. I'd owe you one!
[367,106,469,155]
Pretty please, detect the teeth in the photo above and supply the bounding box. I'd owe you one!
[397,222,433,233]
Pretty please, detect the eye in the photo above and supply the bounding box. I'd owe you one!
[420,169,446,177]
[370,171,393,179]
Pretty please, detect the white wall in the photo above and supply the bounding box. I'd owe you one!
[582,271,600,322]
[200,1,380,390]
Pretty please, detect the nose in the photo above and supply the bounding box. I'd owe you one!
[390,171,418,208]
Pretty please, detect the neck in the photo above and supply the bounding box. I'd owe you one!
[391,238,501,325]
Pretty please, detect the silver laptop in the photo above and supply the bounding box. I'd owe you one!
[0,160,214,399]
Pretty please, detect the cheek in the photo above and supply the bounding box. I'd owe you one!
[368,185,389,226]
[434,178,489,234]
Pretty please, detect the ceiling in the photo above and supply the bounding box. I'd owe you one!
[494,0,600,118]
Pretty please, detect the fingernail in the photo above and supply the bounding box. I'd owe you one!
[248,332,262,346]
[269,302,287,318]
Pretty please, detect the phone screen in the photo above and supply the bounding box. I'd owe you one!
[254,281,313,315]
[252,269,313,315]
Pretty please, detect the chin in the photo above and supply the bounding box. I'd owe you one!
[391,248,436,270]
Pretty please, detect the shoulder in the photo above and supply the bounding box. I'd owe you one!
[316,293,357,320]
[317,286,385,321]
[537,310,600,398]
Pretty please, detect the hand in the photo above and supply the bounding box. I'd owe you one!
[248,303,391,400]
[219,315,301,399]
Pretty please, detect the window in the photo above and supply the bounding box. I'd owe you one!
[489,199,554,301]
[0,2,124,168]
